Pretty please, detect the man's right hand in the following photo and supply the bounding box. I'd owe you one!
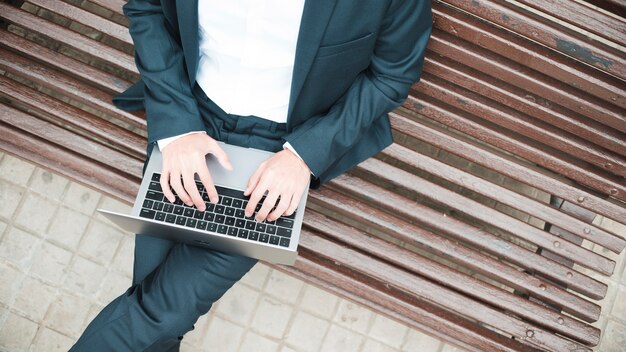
[160,133,233,211]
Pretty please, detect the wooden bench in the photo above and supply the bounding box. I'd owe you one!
[1,1,625,350]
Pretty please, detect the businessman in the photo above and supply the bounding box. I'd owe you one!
[71,0,431,350]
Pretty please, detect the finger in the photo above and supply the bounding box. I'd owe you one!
[285,189,303,216]
[182,170,204,210]
[196,162,218,204]
[209,142,233,171]
[268,193,292,221]
[245,179,268,218]
[170,170,191,205]
[244,163,264,196]
[160,170,175,203]
[256,190,279,222]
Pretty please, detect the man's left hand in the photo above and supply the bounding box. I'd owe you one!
[244,149,310,222]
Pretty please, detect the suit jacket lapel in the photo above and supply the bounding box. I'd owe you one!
[287,0,337,123]
[177,0,199,85]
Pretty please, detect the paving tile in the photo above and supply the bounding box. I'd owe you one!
[599,319,626,352]
[0,262,23,306]
[609,284,626,324]
[214,283,260,326]
[250,295,294,339]
[333,299,374,334]
[44,292,91,338]
[96,271,130,305]
[279,346,297,352]
[265,269,304,305]
[240,263,270,290]
[62,182,101,215]
[239,331,279,352]
[320,323,365,351]
[401,329,443,352]
[368,314,409,349]
[0,226,40,270]
[13,276,57,322]
[110,234,134,279]
[361,338,400,352]
[31,327,74,352]
[299,284,339,320]
[0,154,35,187]
[81,302,105,333]
[64,256,108,296]
[47,206,90,250]
[29,241,72,286]
[0,312,38,351]
[0,181,25,220]
[202,316,244,352]
[284,311,329,352]
[14,192,58,235]
[98,196,132,214]
[182,314,213,348]
[28,168,69,201]
[0,220,7,239]
[79,220,124,265]
[441,343,468,351]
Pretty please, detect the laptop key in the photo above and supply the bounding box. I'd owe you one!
[145,191,163,201]
[155,212,166,221]
[225,217,235,226]
[174,206,184,215]
[235,219,246,228]
[222,197,232,206]
[215,205,225,214]
[165,214,176,223]
[184,208,195,217]
[238,229,249,239]
[204,213,215,222]
[143,199,154,208]
[277,227,292,238]
[232,199,243,208]
[249,231,259,241]
[215,215,225,224]
[269,236,280,245]
[227,227,238,236]
[194,210,204,219]
[276,218,294,228]
[224,207,235,216]
[152,201,164,211]
[140,208,156,219]
[215,185,246,199]
[259,233,269,243]
[148,181,162,191]
[163,204,174,213]
[245,221,256,230]
[266,225,276,235]
[197,220,208,230]
[207,223,217,232]
[235,209,245,218]
[279,237,290,247]
[186,218,197,228]
[217,225,228,234]
[176,216,186,225]
[151,173,161,181]
[205,203,215,212]
[255,223,266,233]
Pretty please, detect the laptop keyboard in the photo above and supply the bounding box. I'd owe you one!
[138,173,295,248]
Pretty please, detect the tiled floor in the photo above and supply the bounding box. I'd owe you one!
[0,151,625,351]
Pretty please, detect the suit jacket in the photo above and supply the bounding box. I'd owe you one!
[113,0,432,188]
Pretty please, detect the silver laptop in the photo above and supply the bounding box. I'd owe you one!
[98,142,308,265]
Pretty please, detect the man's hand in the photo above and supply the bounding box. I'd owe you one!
[160,133,232,211]
[244,149,310,222]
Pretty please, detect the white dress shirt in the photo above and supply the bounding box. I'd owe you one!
[158,0,306,164]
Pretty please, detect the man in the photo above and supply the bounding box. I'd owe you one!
[71,0,431,350]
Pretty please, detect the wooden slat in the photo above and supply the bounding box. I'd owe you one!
[422,53,626,158]
[0,28,133,94]
[88,0,126,14]
[0,48,144,130]
[308,188,601,341]
[357,158,616,275]
[297,223,591,351]
[419,73,626,178]
[0,2,136,73]
[390,112,626,224]
[441,0,626,80]
[432,4,626,120]
[26,0,132,44]
[328,172,608,300]
[406,93,626,205]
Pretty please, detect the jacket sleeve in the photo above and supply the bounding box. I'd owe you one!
[282,0,432,178]
[123,0,207,144]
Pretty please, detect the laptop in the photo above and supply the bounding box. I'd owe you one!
[98,142,309,265]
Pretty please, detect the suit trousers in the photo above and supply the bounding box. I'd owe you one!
[71,84,289,351]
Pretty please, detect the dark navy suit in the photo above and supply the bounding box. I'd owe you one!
[71,0,431,350]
